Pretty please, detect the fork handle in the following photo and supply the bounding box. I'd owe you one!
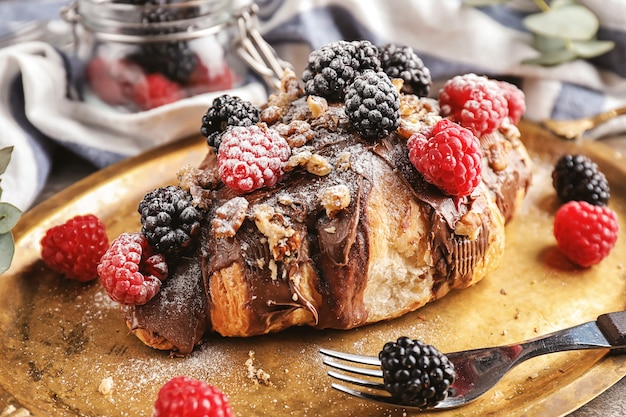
[597,311,626,349]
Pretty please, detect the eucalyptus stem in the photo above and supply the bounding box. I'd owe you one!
[534,0,551,12]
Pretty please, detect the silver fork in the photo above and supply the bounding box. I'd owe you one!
[320,311,626,411]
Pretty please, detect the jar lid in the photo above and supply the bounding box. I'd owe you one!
[69,0,234,43]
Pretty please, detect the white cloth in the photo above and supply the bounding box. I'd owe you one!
[2,0,626,211]
[0,41,266,211]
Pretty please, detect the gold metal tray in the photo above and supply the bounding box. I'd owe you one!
[2,121,626,416]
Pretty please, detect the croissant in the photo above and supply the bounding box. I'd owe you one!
[119,63,532,355]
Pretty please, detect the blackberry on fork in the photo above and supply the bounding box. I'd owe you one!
[379,337,456,408]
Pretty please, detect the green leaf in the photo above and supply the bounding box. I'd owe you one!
[571,40,615,58]
[0,146,13,176]
[523,5,599,41]
[0,232,14,275]
[532,33,567,53]
[522,48,578,66]
[0,202,22,234]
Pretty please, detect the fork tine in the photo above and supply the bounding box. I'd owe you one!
[322,358,383,378]
[330,383,401,407]
[319,348,381,366]
[327,370,386,389]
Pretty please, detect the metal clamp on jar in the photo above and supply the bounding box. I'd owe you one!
[62,0,289,112]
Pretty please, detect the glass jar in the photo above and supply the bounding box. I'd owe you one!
[65,0,254,112]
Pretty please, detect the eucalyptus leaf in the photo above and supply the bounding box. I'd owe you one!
[0,146,13,176]
[0,202,22,234]
[571,40,615,58]
[522,48,578,66]
[523,5,599,41]
[0,232,14,275]
[532,33,567,53]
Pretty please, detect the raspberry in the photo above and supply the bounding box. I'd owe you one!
[379,337,455,408]
[200,94,260,151]
[132,73,186,111]
[138,186,202,254]
[552,154,610,206]
[302,40,381,101]
[86,57,145,107]
[218,125,291,193]
[187,61,235,94]
[553,201,619,267]
[407,119,482,197]
[344,70,400,141]
[438,73,508,136]
[153,376,234,417]
[40,214,109,282]
[496,80,526,124]
[379,43,431,97]
[97,232,168,305]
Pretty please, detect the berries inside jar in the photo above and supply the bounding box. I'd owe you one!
[79,0,245,112]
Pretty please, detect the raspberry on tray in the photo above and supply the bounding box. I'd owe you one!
[40,214,109,282]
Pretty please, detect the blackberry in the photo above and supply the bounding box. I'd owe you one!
[344,70,400,141]
[200,95,261,151]
[138,185,202,254]
[552,154,610,206]
[379,43,431,97]
[379,337,455,408]
[126,5,199,83]
[302,40,381,102]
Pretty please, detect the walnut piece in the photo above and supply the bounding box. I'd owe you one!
[455,211,483,240]
[253,204,300,261]
[319,184,351,217]
[212,197,249,238]
[98,377,114,395]
[307,95,328,118]
[306,154,332,176]
[245,350,273,386]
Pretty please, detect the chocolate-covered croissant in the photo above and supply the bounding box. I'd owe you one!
[120,67,532,355]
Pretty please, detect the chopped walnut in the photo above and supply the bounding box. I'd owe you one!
[253,204,300,261]
[177,157,219,210]
[500,119,521,142]
[212,197,249,238]
[319,184,351,217]
[246,350,273,386]
[280,68,303,99]
[98,377,114,395]
[307,95,328,118]
[306,154,332,176]
[486,139,512,172]
[397,95,442,139]
[260,69,303,125]
[277,193,294,206]
[285,146,313,171]
[455,211,483,240]
[274,120,314,148]
[336,151,352,172]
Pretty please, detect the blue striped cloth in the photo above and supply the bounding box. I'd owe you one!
[1,0,625,211]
